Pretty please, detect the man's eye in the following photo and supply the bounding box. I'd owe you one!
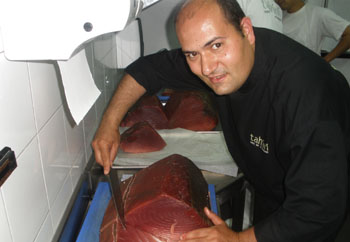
[212,43,221,49]
[187,52,197,58]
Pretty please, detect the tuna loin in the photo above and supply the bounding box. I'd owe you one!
[121,95,169,129]
[100,154,212,242]
[164,90,218,131]
[120,121,166,153]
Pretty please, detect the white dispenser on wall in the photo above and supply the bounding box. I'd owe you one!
[0,0,144,60]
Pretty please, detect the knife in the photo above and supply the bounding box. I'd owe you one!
[107,168,126,229]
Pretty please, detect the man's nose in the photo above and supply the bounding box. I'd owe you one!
[201,54,217,76]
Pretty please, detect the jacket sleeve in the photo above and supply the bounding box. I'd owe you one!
[125,49,209,94]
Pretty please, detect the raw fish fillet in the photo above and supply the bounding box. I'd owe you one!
[121,95,169,129]
[164,91,218,131]
[120,121,166,153]
[100,154,212,242]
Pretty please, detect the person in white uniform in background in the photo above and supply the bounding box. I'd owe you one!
[237,0,283,32]
[275,0,350,62]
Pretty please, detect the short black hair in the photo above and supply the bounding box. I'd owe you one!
[217,0,245,33]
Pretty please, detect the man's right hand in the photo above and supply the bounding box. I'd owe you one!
[92,122,120,175]
[91,73,147,174]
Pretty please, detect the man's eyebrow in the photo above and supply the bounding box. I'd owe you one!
[182,50,194,55]
[182,36,224,55]
[203,36,224,48]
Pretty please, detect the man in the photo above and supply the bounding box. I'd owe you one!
[92,0,349,241]
[237,0,283,32]
[275,0,350,62]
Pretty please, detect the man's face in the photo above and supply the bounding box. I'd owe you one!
[176,1,255,96]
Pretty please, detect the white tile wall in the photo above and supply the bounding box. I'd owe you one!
[0,192,12,242]
[34,213,54,242]
[38,107,71,207]
[95,90,108,124]
[50,174,73,232]
[2,137,48,242]
[138,0,181,55]
[83,104,98,162]
[28,62,62,131]
[70,150,86,189]
[0,30,122,242]
[0,57,36,157]
[0,28,3,53]
[93,33,118,70]
[63,110,84,164]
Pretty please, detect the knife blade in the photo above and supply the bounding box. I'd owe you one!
[107,169,126,229]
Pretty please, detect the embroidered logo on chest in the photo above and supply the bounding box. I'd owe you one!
[250,134,269,154]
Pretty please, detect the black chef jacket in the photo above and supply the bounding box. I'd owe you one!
[125,28,350,242]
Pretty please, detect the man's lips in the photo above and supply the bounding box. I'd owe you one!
[209,74,226,84]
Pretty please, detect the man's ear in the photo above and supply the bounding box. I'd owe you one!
[240,17,255,45]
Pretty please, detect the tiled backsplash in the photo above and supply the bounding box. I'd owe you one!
[0,35,121,242]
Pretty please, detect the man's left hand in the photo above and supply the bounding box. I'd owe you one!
[180,207,239,242]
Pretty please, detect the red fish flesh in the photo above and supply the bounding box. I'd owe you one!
[120,95,169,129]
[164,91,218,131]
[120,121,166,153]
[100,154,212,242]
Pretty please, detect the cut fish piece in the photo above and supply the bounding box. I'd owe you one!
[120,121,166,153]
[164,90,218,131]
[100,154,212,242]
[121,95,169,129]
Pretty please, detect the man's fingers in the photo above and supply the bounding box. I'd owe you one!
[204,207,225,225]
[101,145,112,174]
[93,141,112,174]
[180,228,210,241]
[92,124,120,174]
[109,143,119,168]
[92,144,103,167]
[103,162,111,174]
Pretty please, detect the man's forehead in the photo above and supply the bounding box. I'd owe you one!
[177,0,220,27]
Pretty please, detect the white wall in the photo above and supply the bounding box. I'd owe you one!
[0,33,121,242]
[139,0,182,55]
